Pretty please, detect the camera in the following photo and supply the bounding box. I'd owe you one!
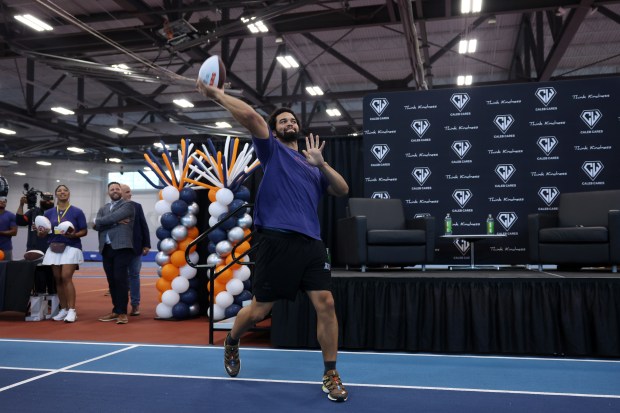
[23,183,52,209]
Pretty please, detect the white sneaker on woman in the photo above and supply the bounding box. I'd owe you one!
[53,308,68,321]
[64,309,77,323]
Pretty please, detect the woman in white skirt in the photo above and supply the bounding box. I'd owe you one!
[37,185,88,323]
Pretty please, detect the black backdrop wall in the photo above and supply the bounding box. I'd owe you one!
[362,77,620,265]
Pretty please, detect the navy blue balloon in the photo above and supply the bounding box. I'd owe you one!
[229,199,247,218]
[156,240,161,251]
[207,241,216,254]
[156,226,171,241]
[161,212,179,230]
[234,186,250,202]
[180,288,198,305]
[243,279,251,291]
[172,302,190,319]
[233,290,253,306]
[171,199,189,216]
[224,304,242,319]
[207,227,227,243]
[188,277,200,290]
[218,213,237,230]
[180,187,197,203]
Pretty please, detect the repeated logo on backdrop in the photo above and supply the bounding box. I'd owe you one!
[363,77,619,264]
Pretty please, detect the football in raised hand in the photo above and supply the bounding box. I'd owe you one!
[198,55,226,88]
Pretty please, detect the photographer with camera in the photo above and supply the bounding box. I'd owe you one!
[17,184,56,294]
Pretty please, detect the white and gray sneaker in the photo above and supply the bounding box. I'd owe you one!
[52,308,68,321]
[64,309,77,323]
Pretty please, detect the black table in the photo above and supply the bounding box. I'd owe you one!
[0,261,38,312]
[441,234,507,270]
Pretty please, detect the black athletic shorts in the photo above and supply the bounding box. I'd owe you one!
[252,228,331,302]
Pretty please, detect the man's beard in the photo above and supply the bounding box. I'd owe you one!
[275,129,300,143]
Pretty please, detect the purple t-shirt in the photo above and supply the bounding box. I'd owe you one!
[44,205,88,249]
[252,131,329,239]
[0,211,17,251]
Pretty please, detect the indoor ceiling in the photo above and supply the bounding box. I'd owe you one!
[0,0,619,166]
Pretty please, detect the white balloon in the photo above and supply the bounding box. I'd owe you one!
[208,304,225,321]
[215,291,234,308]
[189,251,200,265]
[155,199,172,215]
[233,265,251,282]
[179,264,198,279]
[227,226,245,243]
[161,289,180,306]
[171,276,190,293]
[215,188,234,205]
[156,303,173,319]
[209,216,218,227]
[208,201,228,217]
[226,278,244,296]
[162,186,180,203]
[206,253,222,267]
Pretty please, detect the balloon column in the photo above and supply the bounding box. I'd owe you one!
[185,137,259,321]
[140,137,259,321]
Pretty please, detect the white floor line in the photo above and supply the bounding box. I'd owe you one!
[0,344,138,393]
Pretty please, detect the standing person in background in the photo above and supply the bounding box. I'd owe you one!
[0,196,18,261]
[38,185,88,323]
[94,182,135,325]
[120,184,151,316]
[197,78,350,402]
[17,192,56,294]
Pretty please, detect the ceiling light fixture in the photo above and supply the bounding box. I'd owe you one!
[173,99,194,108]
[110,127,129,134]
[75,169,89,175]
[36,161,52,166]
[241,17,268,33]
[215,121,232,128]
[305,86,324,96]
[457,75,473,86]
[459,39,477,54]
[67,146,85,153]
[51,107,75,115]
[14,172,26,176]
[461,0,482,14]
[111,64,132,75]
[14,14,53,32]
[153,143,170,149]
[276,55,299,68]
[108,158,122,163]
[0,128,16,135]
[326,108,341,117]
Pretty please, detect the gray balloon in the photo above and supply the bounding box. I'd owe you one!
[189,303,200,317]
[160,237,178,254]
[227,226,245,243]
[237,213,253,229]
[157,265,163,277]
[171,225,188,241]
[181,212,197,228]
[155,251,170,266]
[207,252,223,267]
[187,202,200,215]
[215,240,233,257]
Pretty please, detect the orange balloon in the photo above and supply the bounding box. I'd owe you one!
[156,277,172,292]
[215,265,233,284]
[208,188,218,202]
[170,250,188,267]
[0,250,4,261]
[225,253,242,271]
[177,237,197,253]
[187,227,199,239]
[206,278,226,297]
[236,241,251,254]
[243,228,252,241]
[158,190,163,200]
[161,263,180,281]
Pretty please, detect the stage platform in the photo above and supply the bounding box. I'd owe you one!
[271,266,620,357]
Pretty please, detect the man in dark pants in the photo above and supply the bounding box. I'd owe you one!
[16,192,55,294]
[120,184,151,316]
[93,182,135,325]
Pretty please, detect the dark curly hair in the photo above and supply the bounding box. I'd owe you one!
[267,107,300,132]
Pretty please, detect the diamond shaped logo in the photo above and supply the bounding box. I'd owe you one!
[497,212,518,231]
[537,136,558,156]
[493,114,514,134]
[370,144,390,162]
[411,167,431,186]
[371,191,390,199]
[538,187,560,206]
[495,164,516,183]
[370,98,389,116]
[411,119,430,137]
[452,189,473,208]
[535,87,557,106]
[454,239,470,256]
[581,161,604,181]
[450,93,470,112]
[580,109,602,129]
[451,140,472,159]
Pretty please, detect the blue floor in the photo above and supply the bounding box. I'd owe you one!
[1,339,619,412]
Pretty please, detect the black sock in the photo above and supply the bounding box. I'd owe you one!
[226,333,239,346]
[324,361,337,374]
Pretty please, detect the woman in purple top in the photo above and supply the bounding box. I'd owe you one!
[37,185,87,323]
